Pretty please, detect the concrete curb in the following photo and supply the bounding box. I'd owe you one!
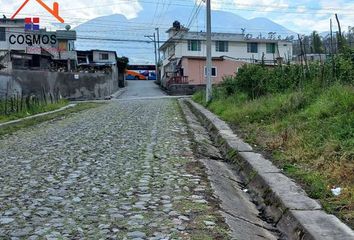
[184,99,354,240]
[0,104,76,128]
[110,88,127,99]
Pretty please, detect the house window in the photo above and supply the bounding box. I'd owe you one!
[247,42,258,53]
[0,27,6,41]
[188,40,201,51]
[100,53,109,60]
[266,43,276,54]
[216,41,228,52]
[204,66,217,77]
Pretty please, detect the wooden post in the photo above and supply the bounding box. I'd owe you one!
[330,19,335,82]
[335,13,342,51]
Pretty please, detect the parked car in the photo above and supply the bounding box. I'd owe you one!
[125,70,147,80]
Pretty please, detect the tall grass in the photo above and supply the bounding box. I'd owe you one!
[0,94,68,123]
[192,55,354,227]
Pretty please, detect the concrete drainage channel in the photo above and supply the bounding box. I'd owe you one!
[179,99,354,240]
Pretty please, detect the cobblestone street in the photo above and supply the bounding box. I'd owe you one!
[0,82,229,239]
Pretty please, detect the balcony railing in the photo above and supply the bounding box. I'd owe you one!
[167,76,189,87]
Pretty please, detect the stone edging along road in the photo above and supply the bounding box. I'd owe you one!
[0,104,76,128]
[184,99,354,240]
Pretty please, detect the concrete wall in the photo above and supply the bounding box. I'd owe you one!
[182,58,245,85]
[93,51,116,63]
[0,67,119,100]
[167,84,206,96]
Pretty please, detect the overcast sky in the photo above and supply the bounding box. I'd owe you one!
[1,0,353,33]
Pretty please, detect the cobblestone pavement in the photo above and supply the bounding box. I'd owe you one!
[0,98,229,239]
[120,81,166,100]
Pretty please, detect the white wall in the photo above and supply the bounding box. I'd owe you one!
[0,27,27,52]
[93,51,116,63]
[163,40,293,64]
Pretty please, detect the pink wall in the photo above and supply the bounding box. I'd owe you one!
[181,58,245,85]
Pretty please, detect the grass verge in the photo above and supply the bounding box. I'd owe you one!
[0,102,104,137]
[193,84,354,228]
[0,99,70,123]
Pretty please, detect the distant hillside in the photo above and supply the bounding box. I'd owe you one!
[75,5,296,64]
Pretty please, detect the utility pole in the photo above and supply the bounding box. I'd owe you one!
[155,27,161,83]
[206,0,212,102]
[144,33,158,82]
[155,28,161,63]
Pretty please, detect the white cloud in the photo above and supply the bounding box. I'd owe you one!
[0,0,142,28]
[296,6,307,13]
[233,0,289,11]
[1,0,353,34]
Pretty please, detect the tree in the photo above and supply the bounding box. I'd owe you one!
[312,31,324,54]
[117,56,129,72]
[116,56,129,88]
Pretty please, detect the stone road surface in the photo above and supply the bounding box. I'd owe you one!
[0,81,230,239]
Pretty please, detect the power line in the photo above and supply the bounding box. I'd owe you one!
[155,0,170,27]
[53,0,354,14]
[151,0,161,26]
[186,0,199,28]
[186,0,204,29]
[156,0,173,26]
[2,1,354,20]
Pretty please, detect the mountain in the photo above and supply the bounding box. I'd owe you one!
[74,5,296,64]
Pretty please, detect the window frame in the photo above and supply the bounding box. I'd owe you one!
[204,66,217,77]
[216,41,229,52]
[266,43,276,54]
[247,42,258,53]
[188,40,201,51]
[99,53,109,60]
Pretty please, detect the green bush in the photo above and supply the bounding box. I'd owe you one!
[218,54,353,100]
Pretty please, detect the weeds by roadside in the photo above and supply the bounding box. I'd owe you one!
[0,92,69,123]
[193,56,354,227]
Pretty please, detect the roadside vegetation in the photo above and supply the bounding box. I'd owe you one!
[193,51,354,227]
[0,102,104,136]
[0,95,69,123]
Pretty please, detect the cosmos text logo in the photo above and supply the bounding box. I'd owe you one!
[8,1,65,46]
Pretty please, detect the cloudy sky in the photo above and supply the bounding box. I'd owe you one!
[0,0,353,33]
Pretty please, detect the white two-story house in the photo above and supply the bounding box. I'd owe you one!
[159,24,293,87]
